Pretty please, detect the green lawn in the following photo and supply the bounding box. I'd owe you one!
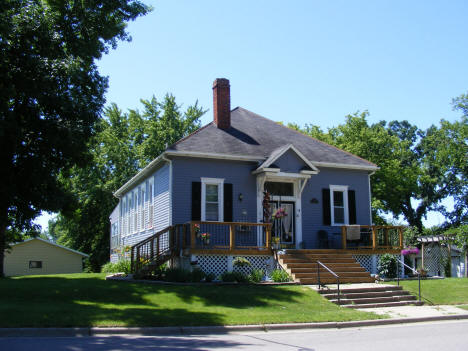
[0,273,383,327]
[389,278,468,305]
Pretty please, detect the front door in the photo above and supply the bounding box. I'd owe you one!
[270,201,295,244]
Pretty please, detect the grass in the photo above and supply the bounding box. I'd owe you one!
[389,278,468,305]
[458,305,468,311]
[0,273,383,327]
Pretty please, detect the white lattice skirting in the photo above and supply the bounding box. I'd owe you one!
[353,254,403,276]
[195,254,274,277]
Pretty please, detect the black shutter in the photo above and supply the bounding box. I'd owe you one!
[191,182,201,221]
[348,190,357,225]
[224,183,233,222]
[322,188,331,225]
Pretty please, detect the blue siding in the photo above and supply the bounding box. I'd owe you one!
[153,164,170,231]
[171,157,258,224]
[114,163,171,251]
[301,168,371,249]
[275,149,307,172]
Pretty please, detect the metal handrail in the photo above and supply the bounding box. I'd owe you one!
[317,260,341,304]
[395,258,422,302]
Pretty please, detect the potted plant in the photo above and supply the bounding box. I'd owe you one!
[198,232,210,245]
[271,236,280,250]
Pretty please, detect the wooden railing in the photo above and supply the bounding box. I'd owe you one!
[189,221,272,251]
[130,223,189,274]
[341,225,404,250]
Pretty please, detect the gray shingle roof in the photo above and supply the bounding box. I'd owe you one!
[168,107,377,169]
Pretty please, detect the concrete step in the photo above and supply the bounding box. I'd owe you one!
[321,290,411,299]
[344,301,424,309]
[331,295,417,305]
[318,286,403,294]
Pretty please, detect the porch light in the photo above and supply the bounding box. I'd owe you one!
[238,193,243,201]
[310,198,319,204]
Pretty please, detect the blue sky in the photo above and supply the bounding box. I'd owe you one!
[36,0,468,230]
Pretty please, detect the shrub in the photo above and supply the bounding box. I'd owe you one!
[220,271,237,282]
[190,268,206,282]
[378,254,398,278]
[220,271,249,283]
[101,260,131,274]
[205,272,216,282]
[249,269,264,283]
[163,267,192,282]
[443,257,451,278]
[271,269,290,282]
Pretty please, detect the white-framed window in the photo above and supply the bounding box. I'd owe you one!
[148,181,154,228]
[329,185,349,226]
[133,191,138,233]
[127,195,131,234]
[140,186,145,231]
[122,198,127,236]
[201,177,224,222]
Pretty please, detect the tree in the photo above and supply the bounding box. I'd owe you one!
[0,0,149,276]
[290,105,467,231]
[51,95,205,271]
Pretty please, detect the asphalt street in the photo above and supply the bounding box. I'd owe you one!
[1,320,467,351]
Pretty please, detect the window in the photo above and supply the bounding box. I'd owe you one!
[29,261,42,269]
[201,178,224,222]
[133,191,138,233]
[148,182,153,228]
[264,182,294,197]
[330,185,348,226]
[141,187,145,230]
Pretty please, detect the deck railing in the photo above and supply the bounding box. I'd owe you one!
[189,221,272,251]
[341,225,404,250]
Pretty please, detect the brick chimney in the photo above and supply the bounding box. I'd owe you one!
[213,78,230,129]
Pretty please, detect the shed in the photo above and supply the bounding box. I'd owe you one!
[415,235,465,278]
[4,238,89,276]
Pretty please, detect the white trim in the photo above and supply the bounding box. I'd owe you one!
[201,177,224,222]
[11,237,89,257]
[329,185,349,226]
[165,150,264,161]
[313,161,379,171]
[255,144,320,173]
[114,154,167,198]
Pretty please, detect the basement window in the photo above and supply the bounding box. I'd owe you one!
[29,261,42,269]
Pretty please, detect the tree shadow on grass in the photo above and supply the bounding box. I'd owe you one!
[0,275,312,327]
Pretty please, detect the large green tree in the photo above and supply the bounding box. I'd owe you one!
[289,99,467,231]
[51,95,205,271]
[0,0,149,276]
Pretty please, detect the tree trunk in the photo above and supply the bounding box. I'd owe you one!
[0,219,6,278]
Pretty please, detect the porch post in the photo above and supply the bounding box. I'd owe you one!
[341,226,347,250]
[229,224,235,251]
[190,222,196,249]
[372,226,377,250]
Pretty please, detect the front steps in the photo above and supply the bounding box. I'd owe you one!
[277,250,375,284]
[318,285,424,308]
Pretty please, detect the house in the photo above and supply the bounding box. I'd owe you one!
[110,78,404,282]
[4,237,89,276]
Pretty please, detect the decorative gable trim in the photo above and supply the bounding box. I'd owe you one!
[255,144,319,174]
